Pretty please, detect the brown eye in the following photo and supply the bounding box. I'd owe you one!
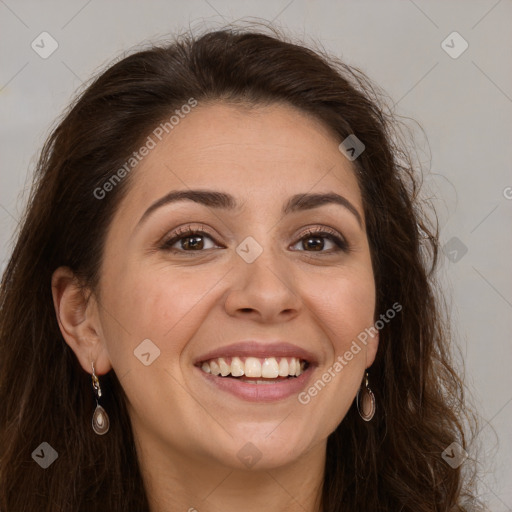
[161,227,219,252]
[291,229,349,253]
[302,235,325,251]
[179,235,205,250]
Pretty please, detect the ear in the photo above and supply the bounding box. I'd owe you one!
[51,266,112,376]
[365,331,379,369]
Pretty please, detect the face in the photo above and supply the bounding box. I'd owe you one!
[76,103,378,470]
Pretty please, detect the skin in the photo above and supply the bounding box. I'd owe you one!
[52,102,378,512]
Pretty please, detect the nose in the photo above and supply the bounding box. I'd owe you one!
[223,245,302,324]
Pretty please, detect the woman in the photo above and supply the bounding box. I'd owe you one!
[0,25,476,511]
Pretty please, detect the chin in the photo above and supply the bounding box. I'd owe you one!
[212,426,318,471]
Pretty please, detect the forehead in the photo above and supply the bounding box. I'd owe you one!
[117,102,363,223]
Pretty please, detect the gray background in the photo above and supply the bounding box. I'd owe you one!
[1,1,511,509]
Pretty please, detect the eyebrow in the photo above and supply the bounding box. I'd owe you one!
[135,189,363,230]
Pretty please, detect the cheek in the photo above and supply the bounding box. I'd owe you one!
[100,263,225,365]
[295,269,375,435]
[97,265,227,427]
[301,267,376,354]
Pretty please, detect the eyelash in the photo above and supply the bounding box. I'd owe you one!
[160,224,349,254]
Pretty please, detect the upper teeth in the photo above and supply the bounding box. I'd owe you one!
[200,356,306,378]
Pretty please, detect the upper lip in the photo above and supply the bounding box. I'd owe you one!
[194,341,318,366]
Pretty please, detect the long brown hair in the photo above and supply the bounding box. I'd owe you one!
[0,24,477,511]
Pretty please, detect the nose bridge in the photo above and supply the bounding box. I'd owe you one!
[224,231,301,319]
[236,227,289,281]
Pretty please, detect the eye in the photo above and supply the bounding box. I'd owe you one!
[159,224,349,254]
[160,225,221,252]
[290,227,349,253]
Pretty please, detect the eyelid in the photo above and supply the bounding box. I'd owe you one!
[292,225,349,252]
[161,223,221,247]
[295,225,345,241]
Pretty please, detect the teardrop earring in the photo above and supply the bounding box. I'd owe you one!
[91,361,110,435]
[356,370,376,422]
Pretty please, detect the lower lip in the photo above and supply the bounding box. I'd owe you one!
[195,365,314,403]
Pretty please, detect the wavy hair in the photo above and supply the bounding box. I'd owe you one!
[0,24,476,511]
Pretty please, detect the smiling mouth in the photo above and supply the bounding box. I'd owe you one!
[197,356,309,381]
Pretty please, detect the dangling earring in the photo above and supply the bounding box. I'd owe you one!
[91,361,110,435]
[356,370,376,422]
